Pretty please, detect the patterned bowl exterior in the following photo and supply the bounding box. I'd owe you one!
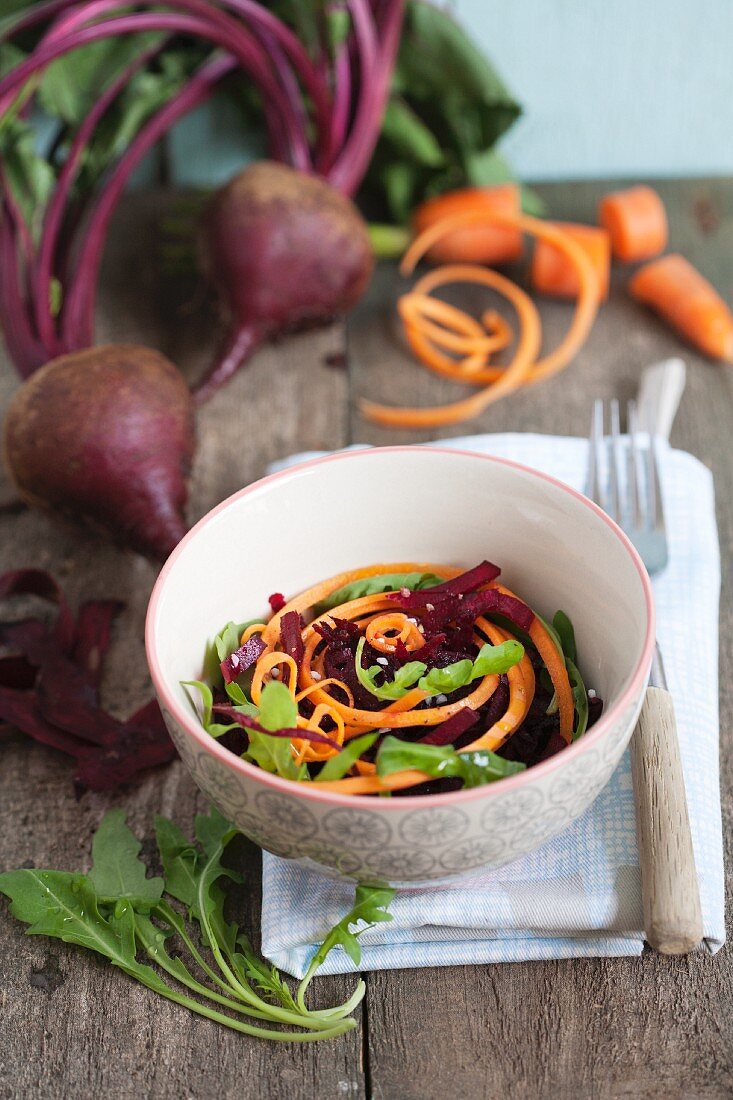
[160,692,644,886]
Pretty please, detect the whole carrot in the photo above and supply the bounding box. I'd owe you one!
[630,254,733,362]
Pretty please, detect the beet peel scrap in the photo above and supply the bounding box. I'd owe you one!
[0,568,176,793]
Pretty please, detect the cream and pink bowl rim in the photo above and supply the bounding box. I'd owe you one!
[145,446,655,886]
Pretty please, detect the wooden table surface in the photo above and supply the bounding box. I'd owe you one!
[0,179,731,1100]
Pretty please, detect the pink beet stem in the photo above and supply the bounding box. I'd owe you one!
[193,324,265,405]
[32,41,167,355]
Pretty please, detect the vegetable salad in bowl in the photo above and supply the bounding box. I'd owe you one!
[185,560,602,797]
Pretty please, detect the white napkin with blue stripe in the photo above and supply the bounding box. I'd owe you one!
[260,434,724,977]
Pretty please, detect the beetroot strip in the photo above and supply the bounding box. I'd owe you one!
[220,634,266,684]
[279,610,305,669]
[417,705,479,747]
[212,705,341,750]
[425,560,501,594]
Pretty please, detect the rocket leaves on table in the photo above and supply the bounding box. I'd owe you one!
[0,806,395,1044]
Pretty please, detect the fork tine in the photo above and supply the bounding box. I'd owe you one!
[587,399,604,506]
[608,398,622,522]
[648,433,666,532]
[627,399,643,528]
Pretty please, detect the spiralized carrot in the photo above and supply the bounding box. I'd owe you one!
[360,211,601,430]
[240,622,267,644]
[398,294,512,357]
[365,612,425,653]
[228,562,585,794]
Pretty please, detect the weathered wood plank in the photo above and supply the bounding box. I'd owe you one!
[350,179,733,1100]
[0,192,360,1100]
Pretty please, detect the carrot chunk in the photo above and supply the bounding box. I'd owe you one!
[599,185,668,262]
[411,184,523,266]
[630,253,733,362]
[531,222,610,301]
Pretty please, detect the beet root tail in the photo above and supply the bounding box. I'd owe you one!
[193,325,264,405]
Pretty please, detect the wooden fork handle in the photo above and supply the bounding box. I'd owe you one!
[630,686,703,954]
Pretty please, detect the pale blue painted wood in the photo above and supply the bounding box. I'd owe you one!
[456,0,733,179]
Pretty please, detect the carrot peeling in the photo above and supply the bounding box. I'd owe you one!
[361,210,601,429]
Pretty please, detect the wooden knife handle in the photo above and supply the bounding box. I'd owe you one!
[630,686,703,954]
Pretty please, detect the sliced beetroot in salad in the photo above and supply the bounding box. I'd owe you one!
[221,634,266,684]
[424,559,501,594]
[212,704,341,751]
[391,587,534,633]
[280,610,305,668]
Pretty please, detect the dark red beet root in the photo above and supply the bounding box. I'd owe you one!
[3,344,195,560]
[196,162,374,401]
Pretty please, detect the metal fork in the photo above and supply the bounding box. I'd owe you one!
[587,398,703,955]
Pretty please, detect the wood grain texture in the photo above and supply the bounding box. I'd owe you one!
[631,686,703,954]
[0,180,731,1099]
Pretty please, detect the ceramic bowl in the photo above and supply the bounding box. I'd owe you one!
[146,447,654,885]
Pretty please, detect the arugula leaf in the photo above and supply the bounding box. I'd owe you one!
[376,735,525,788]
[256,680,297,732]
[354,637,426,702]
[355,637,523,704]
[88,809,163,907]
[315,572,444,613]
[552,611,577,664]
[315,732,379,782]
[240,681,305,781]
[0,809,372,1043]
[297,883,395,1010]
[567,659,589,741]
[214,622,251,664]
[155,815,200,911]
[182,680,253,739]
[234,935,299,1012]
[540,611,588,739]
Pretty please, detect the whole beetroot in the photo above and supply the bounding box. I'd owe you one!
[3,344,195,560]
[197,161,374,402]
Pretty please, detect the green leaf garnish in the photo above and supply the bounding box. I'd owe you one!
[418,640,524,695]
[315,733,380,782]
[296,884,395,1011]
[355,636,524,704]
[0,808,394,1043]
[376,735,525,788]
[88,809,163,907]
[539,611,589,739]
[241,681,305,781]
[314,571,444,613]
[354,637,426,701]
